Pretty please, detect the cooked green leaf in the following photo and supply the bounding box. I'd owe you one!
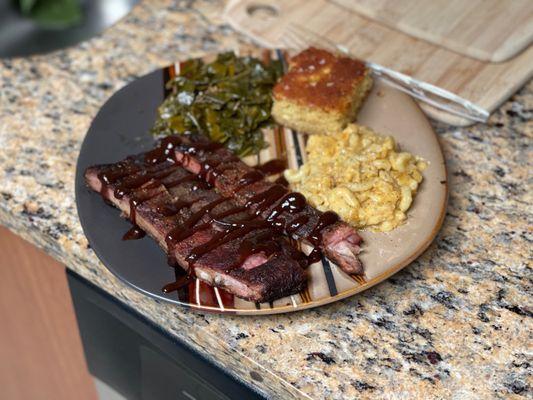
[151,52,282,157]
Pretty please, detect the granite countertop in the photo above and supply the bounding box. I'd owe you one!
[0,1,531,398]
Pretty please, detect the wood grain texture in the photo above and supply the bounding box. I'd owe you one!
[224,0,533,126]
[332,0,533,62]
[0,226,97,400]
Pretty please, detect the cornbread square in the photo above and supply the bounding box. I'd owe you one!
[272,47,373,135]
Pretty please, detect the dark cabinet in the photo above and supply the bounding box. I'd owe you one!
[68,271,265,400]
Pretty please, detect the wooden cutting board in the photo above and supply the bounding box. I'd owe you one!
[333,0,533,62]
[224,0,533,126]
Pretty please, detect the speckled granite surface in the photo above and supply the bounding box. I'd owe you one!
[0,1,531,398]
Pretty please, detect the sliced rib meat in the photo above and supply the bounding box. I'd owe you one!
[154,135,364,275]
[85,155,307,302]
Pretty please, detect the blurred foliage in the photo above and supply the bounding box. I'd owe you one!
[15,0,82,28]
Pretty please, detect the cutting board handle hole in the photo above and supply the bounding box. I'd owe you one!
[246,3,279,20]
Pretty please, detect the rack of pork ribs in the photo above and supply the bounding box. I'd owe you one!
[85,135,363,303]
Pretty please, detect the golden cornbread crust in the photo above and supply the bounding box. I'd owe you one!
[272,47,373,135]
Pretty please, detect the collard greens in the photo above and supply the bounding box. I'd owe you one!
[151,52,283,156]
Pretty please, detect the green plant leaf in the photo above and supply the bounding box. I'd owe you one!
[29,0,83,29]
[17,0,38,14]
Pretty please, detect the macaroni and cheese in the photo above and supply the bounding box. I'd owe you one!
[284,124,427,232]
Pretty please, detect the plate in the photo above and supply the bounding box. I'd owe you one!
[75,51,447,315]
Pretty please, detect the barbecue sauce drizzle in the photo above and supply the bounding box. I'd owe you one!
[254,159,286,175]
[97,136,339,293]
[238,159,286,188]
[122,225,146,240]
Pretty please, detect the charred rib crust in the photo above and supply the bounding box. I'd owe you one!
[85,156,307,302]
[173,135,364,275]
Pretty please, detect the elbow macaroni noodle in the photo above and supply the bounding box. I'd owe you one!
[284,124,427,232]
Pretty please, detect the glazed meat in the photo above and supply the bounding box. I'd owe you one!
[85,156,307,302]
[152,135,364,275]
